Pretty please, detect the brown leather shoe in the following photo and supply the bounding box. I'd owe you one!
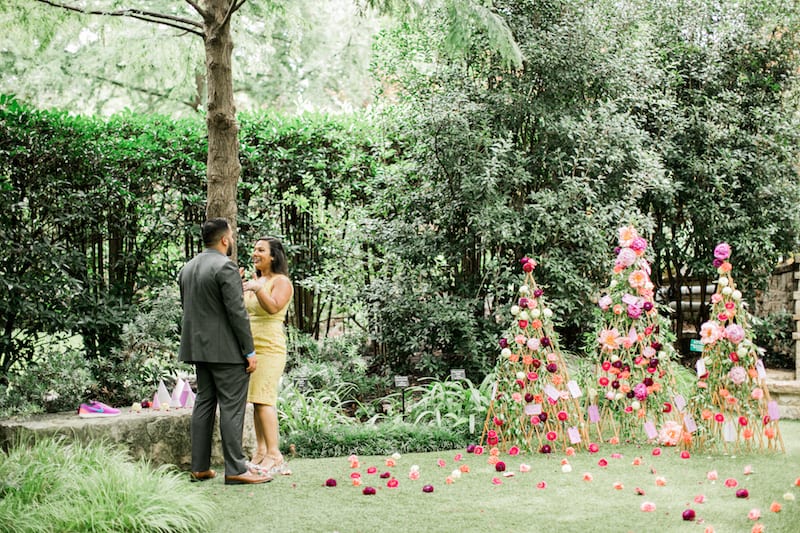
[224,470,272,485]
[190,469,216,482]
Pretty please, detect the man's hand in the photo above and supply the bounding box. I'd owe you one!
[246,356,257,373]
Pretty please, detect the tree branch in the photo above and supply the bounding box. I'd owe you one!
[184,0,208,20]
[35,0,204,37]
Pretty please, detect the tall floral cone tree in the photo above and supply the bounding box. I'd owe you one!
[690,243,784,453]
[587,225,682,445]
[482,256,588,454]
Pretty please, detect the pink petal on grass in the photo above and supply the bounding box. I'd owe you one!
[640,502,656,512]
[707,470,718,481]
[724,478,738,488]
[747,509,761,521]
[537,481,547,489]
[491,477,502,485]
[694,495,707,504]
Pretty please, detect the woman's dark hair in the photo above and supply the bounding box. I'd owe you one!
[257,237,289,277]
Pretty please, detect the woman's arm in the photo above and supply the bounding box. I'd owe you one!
[254,275,292,314]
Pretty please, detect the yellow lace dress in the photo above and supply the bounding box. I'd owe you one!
[245,275,292,405]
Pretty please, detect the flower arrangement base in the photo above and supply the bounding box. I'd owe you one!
[688,243,784,454]
[482,256,589,454]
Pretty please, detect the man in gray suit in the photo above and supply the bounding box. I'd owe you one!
[179,218,270,485]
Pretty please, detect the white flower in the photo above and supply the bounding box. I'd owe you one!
[519,310,530,321]
[501,348,512,358]
[732,290,742,300]
[718,277,729,287]
[543,308,553,318]
[519,285,530,295]
[722,286,733,295]
[530,308,541,318]
[510,305,520,316]
[392,452,402,460]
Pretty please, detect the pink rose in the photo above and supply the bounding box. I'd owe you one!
[725,324,745,344]
[714,242,731,260]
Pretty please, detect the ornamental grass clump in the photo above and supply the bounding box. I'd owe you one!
[0,437,215,533]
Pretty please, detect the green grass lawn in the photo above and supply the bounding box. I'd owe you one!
[197,422,800,533]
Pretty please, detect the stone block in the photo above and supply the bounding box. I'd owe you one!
[0,404,257,468]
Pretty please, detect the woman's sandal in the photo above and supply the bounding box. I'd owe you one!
[251,451,266,465]
[267,454,292,476]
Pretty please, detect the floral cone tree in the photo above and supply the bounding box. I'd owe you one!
[690,243,784,453]
[587,225,681,444]
[482,256,588,454]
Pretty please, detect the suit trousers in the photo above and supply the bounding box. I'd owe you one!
[191,362,250,476]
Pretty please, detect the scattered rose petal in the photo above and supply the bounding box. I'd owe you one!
[565,447,576,456]
[495,461,506,472]
[640,501,656,512]
[632,457,642,466]
[724,478,738,488]
[387,478,399,488]
[751,524,765,533]
[583,473,593,482]
[611,453,622,459]
[385,458,396,467]
[769,501,781,513]
[562,464,572,473]
[560,458,569,465]
[613,482,624,490]
[519,463,531,473]
[487,456,499,466]
[408,470,420,480]
[507,447,520,456]
[736,488,750,499]
[694,495,706,504]
[459,464,470,473]
[437,459,446,468]
[492,477,502,485]
[783,492,795,501]
[445,476,454,485]
[362,486,376,495]
[707,470,718,481]
[680,451,691,459]
[347,454,359,463]
[392,452,401,460]
[454,453,463,461]
[704,527,715,533]
[380,471,391,479]
[473,446,484,455]
[422,484,434,492]
[747,509,760,520]
[350,472,361,479]
[598,458,608,467]
[490,447,500,456]
[651,447,662,456]
[743,465,753,475]
[537,481,547,489]
[324,478,337,487]
[503,472,515,478]
[795,477,800,487]
[410,464,420,473]
[349,460,359,468]
[352,478,362,487]
[655,477,666,487]
[367,466,377,474]
[588,443,599,453]
[682,509,696,521]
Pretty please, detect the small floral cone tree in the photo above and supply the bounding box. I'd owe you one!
[482,256,589,454]
[690,243,784,453]
[586,225,682,445]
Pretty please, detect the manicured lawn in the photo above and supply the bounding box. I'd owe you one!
[198,421,800,532]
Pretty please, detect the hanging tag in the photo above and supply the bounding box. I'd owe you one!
[695,359,706,377]
[643,421,657,440]
[588,405,600,423]
[683,414,697,433]
[567,380,583,398]
[673,394,686,413]
[568,426,581,444]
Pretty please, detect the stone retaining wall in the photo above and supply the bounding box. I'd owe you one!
[0,405,257,468]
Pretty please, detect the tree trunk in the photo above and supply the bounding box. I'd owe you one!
[202,1,241,259]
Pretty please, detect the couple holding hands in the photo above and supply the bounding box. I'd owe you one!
[179,218,293,485]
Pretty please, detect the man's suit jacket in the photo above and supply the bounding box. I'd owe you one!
[179,249,255,364]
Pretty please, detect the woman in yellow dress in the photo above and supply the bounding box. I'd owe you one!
[242,236,293,475]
